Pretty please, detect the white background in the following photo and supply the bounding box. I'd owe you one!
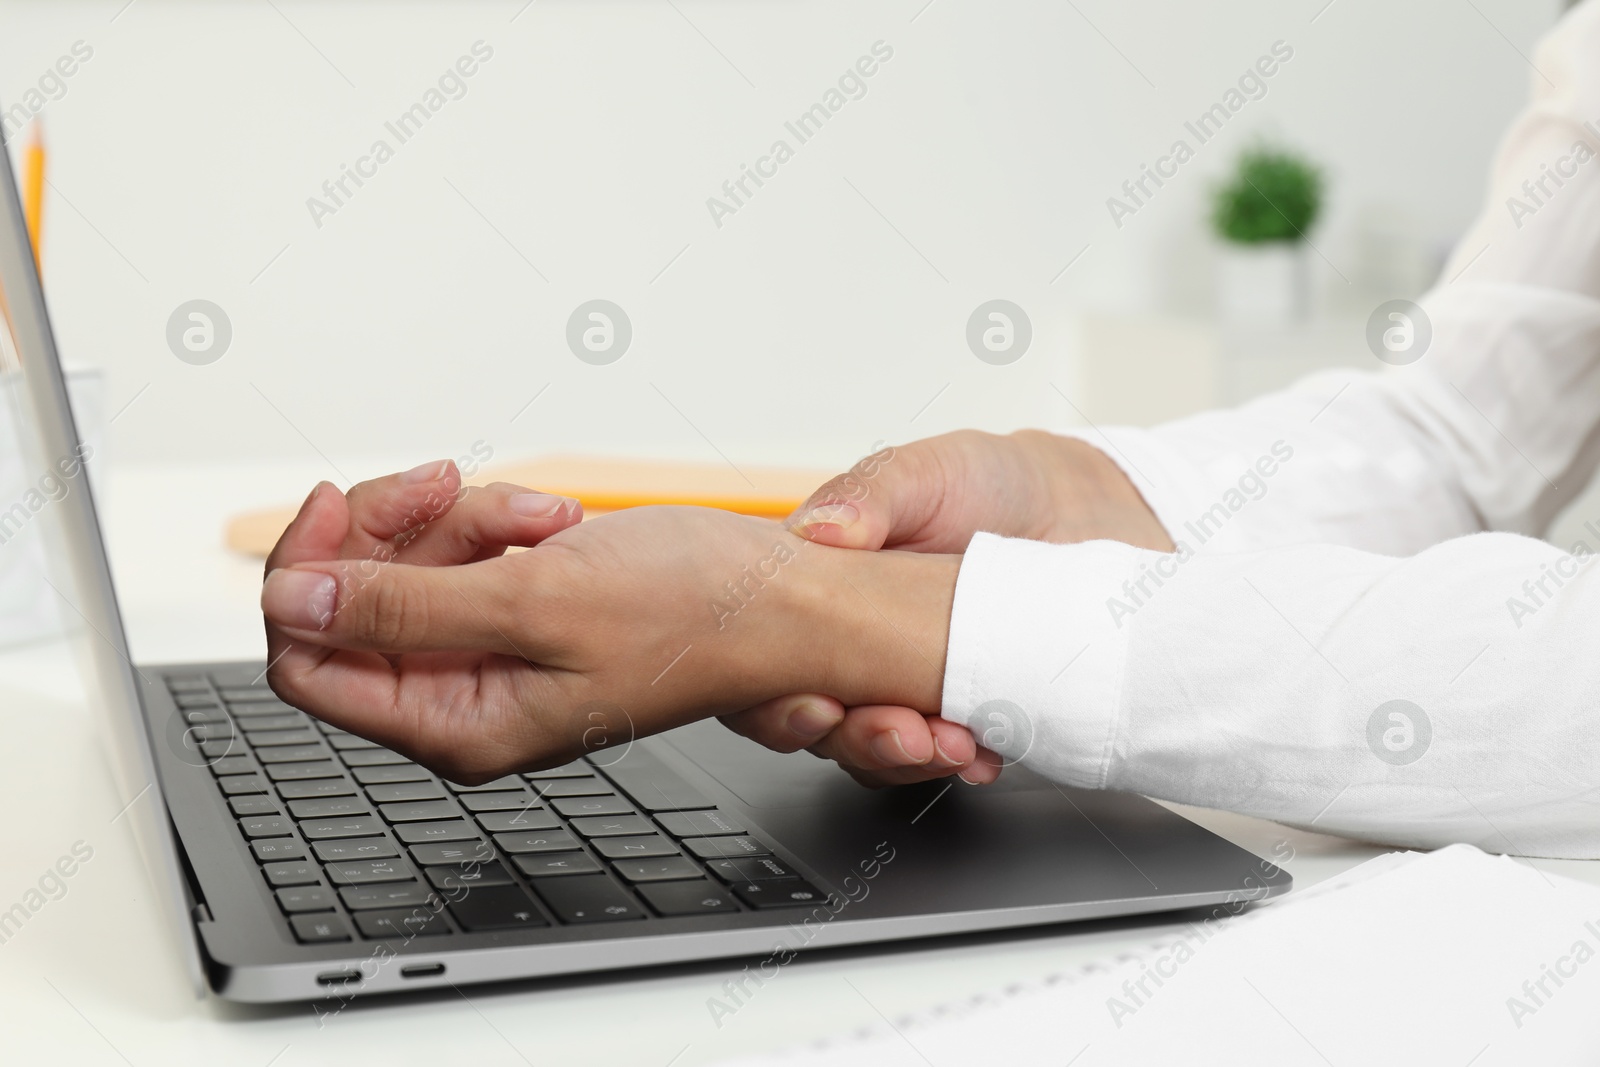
[0,0,1566,479]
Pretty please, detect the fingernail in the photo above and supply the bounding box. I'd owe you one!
[870,730,920,767]
[932,737,964,768]
[957,770,984,785]
[401,459,451,485]
[786,701,838,742]
[796,502,858,531]
[262,569,337,631]
[509,492,577,518]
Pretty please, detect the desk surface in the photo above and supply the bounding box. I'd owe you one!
[4,461,1595,1066]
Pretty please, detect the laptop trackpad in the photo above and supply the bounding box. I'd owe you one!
[660,718,1050,809]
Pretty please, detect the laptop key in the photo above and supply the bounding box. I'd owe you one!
[228,701,298,718]
[366,782,445,804]
[340,750,413,767]
[190,723,233,741]
[209,756,257,777]
[353,764,432,784]
[314,837,399,862]
[513,852,602,878]
[255,744,330,764]
[340,883,439,910]
[637,880,741,916]
[183,707,229,724]
[493,829,579,854]
[446,776,523,793]
[410,840,496,866]
[593,835,680,860]
[277,778,356,799]
[248,730,323,749]
[610,857,703,883]
[275,886,336,913]
[395,820,480,844]
[240,816,293,838]
[175,692,222,708]
[237,713,308,732]
[219,774,269,796]
[380,800,459,823]
[291,913,352,943]
[229,796,281,817]
[449,885,548,931]
[570,815,654,838]
[266,761,344,781]
[732,879,825,909]
[326,859,414,885]
[531,777,612,798]
[706,856,796,882]
[263,860,320,886]
[354,908,449,939]
[656,810,746,837]
[551,796,635,818]
[209,668,268,689]
[533,876,644,923]
[426,862,514,891]
[458,791,537,813]
[327,734,381,750]
[287,797,370,820]
[684,836,771,860]
[251,838,308,863]
[475,810,558,833]
[299,816,385,840]
[166,676,210,692]
[219,686,282,702]
[523,763,593,779]
[200,738,239,759]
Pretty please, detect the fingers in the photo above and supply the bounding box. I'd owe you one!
[719,694,846,753]
[722,692,1006,788]
[808,705,995,788]
[785,443,917,550]
[397,482,582,566]
[262,553,532,656]
[341,460,463,550]
[339,462,583,567]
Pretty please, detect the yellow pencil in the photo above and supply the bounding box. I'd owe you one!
[22,121,44,275]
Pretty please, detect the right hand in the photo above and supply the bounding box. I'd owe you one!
[720,430,1174,787]
[786,429,1173,553]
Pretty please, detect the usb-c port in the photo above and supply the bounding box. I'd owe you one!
[401,963,446,979]
[316,970,361,986]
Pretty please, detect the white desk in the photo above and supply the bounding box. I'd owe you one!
[3,461,1594,1066]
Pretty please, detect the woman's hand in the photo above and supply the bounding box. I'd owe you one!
[261,464,957,783]
[721,430,1173,788]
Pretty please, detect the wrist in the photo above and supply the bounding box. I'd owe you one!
[792,541,958,714]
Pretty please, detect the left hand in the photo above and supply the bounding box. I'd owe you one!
[261,463,956,783]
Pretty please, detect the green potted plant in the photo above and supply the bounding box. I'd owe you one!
[1210,144,1324,324]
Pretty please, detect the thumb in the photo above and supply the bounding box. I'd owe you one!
[261,554,529,655]
[785,443,924,550]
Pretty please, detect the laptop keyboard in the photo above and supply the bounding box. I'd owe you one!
[165,671,823,945]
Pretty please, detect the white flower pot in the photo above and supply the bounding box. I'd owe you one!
[1214,242,1310,325]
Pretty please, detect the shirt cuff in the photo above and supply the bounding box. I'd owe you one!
[940,532,1145,789]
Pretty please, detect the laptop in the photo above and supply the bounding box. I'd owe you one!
[0,140,1289,1005]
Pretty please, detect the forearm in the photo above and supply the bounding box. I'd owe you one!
[942,531,1600,858]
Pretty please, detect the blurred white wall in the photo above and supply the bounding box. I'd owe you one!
[0,0,1564,477]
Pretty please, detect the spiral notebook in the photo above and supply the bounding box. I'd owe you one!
[713,846,1600,1066]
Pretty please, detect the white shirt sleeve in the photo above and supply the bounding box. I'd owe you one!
[943,531,1600,859]
[940,4,1600,859]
